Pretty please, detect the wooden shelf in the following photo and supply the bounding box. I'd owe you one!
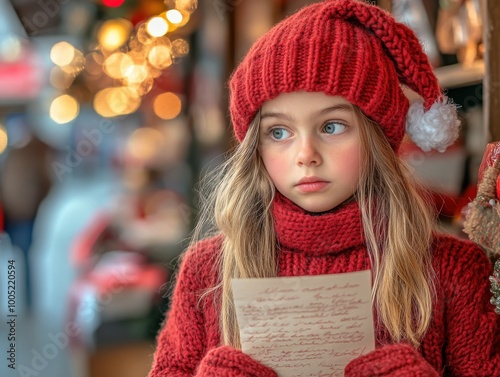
[434,60,485,89]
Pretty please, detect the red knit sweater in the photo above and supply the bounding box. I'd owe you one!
[149,195,500,376]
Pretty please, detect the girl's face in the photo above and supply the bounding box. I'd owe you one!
[259,91,362,213]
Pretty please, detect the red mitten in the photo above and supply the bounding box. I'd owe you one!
[196,346,277,377]
[344,343,438,377]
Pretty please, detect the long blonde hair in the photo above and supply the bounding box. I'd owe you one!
[191,105,436,348]
[354,106,436,346]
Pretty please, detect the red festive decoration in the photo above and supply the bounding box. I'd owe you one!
[102,0,125,8]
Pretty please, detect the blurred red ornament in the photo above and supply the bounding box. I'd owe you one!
[102,0,125,7]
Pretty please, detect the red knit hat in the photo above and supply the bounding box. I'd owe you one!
[229,0,459,152]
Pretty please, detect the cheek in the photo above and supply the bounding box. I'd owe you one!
[333,146,362,183]
[261,150,287,184]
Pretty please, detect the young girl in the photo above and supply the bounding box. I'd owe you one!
[149,0,500,375]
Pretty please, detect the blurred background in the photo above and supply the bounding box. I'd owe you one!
[0,0,491,376]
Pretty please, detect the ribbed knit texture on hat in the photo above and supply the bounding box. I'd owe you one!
[229,0,444,151]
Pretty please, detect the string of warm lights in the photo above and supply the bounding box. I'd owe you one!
[48,0,197,124]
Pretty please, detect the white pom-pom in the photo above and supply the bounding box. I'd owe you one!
[405,97,460,152]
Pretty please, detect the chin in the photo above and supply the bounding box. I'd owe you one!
[297,195,356,213]
[297,201,339,214]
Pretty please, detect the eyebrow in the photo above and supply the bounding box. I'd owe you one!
[260,104,352,121]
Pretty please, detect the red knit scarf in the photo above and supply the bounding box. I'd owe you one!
[271,192,365,255]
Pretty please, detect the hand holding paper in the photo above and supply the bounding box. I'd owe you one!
[231,270,375,377]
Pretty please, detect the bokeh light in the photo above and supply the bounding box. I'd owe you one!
[146,17,169,37]
[171,39,189,58]
[148,45,172,69]
[103,52,133,79]
[94,87,141,117]
[130,77,155,96]
[166,10,183,24]
[50,41,76,67]
[108,87,141,115]
[97,19,132,51]
[174,10,190,27]
[50,94,80,124]
[0,126,7,154]
[137,26,155,45]
[175,0,198,14]
[123,64,149,84]
[153,92,182,120]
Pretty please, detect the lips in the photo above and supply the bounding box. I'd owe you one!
[296,176,328,185]
[295,176,329,193]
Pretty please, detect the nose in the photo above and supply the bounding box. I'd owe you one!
[296,137,322,166]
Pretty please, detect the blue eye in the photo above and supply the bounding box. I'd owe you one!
[271,128,290,140]
[324,122,346,135]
